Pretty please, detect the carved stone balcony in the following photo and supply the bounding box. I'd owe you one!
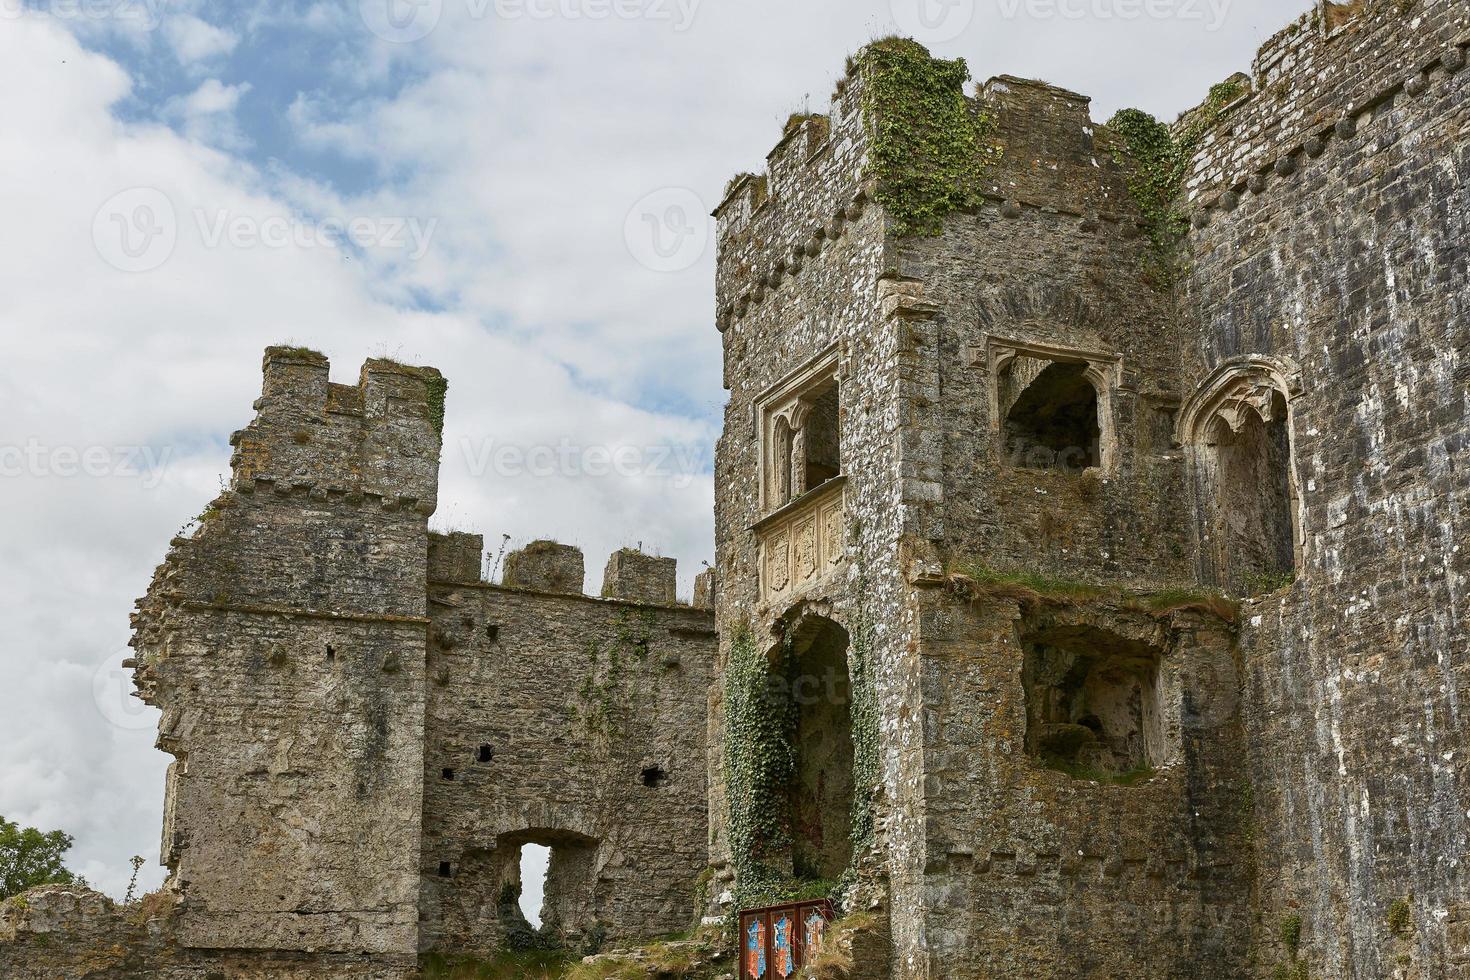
[753,477,846,605]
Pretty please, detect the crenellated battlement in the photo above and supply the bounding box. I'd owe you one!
[713,40,1149,340]
[230,346,446,512]
[428,532,696,608]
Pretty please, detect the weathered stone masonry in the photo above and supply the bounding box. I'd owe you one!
[2,2,1466,978]
[0,348,716,979]
[709,1,1468,978]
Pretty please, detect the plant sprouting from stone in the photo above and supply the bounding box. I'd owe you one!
[124,855,145,905]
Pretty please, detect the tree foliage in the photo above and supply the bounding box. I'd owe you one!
[1,816,80,900]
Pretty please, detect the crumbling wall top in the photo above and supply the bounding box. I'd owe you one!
[234,345,445,511]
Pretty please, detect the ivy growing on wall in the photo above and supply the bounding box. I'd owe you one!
[574,608,657,748]
[425,375,449,438]
[722,590,881,912]
[860,38,1001,237]
[1108,79,1247,288]
[724,624,797,906]
[844,570,881,873]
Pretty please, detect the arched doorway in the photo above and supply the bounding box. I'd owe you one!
[783,616,855,881]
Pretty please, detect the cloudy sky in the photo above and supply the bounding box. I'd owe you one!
[0,0,1313,902]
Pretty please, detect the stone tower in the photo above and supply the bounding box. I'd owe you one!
[130,348,444,968]
[709,2,1470,978]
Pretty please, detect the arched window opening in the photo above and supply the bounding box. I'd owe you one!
[1003,360,1101,473]
[802,380,841,493]
[759,356,843,515]
[1179,358,1304,596]
[772,418,795,508]
[519,844,551,928]
[440,830,601,954]
[1211,390,1298,594]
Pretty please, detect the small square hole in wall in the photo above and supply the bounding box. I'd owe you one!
[442,768,455,781]
[478,745,494,763]
[325,646,335,662]
[640,766,669,788]
[437,861,452,878]
[486,624,501,642]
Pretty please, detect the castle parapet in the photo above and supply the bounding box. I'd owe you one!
[501,540,586,595]
[429,531,484,584]
[233,346,445,512]
[1181,0,1467,210]
[602,547,678,605]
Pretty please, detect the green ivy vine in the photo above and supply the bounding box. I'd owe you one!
[574,608,657,748]
[861,38,1001,238]
[844,568,881,872]
[723,624,797,906]
[1108,79,1246,288]
[722,579,881,912]
[425,374,449,438]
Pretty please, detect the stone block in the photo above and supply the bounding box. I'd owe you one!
[602,548,677,606]
[502,540,585,595]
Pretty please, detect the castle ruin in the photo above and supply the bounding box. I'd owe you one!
[3,0,1469,977]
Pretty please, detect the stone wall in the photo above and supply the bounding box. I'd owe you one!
[0,887,414,979]
[709,43,925,963]
[129,348,441,958]
[712,3,1469,977]
[1179,2,1470,976]
[101,351,718,975]
[419,536,715,955]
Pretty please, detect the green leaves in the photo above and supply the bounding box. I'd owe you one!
[1,816,80,901]
[862,39,999,238]
[1108,82,1243,288]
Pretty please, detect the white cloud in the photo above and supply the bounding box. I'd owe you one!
[164,14,239,64]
